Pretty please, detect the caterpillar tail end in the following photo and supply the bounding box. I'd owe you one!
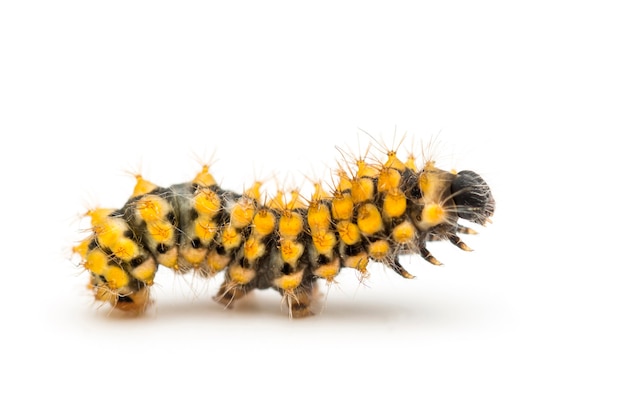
[91,276,152,315]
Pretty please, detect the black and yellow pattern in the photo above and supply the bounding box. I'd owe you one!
[73,144,495,318]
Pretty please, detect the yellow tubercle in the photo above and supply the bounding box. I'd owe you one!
[131,174,159,198]
[418,172,432,198]
[377,167,401,193]
[229,265,256,285]
[244,236,265,261]
[313,257,341,281]
[351,177,374,204]
[206,250,231,273]
[181,245,207,265]
[244,181,263,202]
[252,209,276,237]
[392,221,416,244]
[420,203,446,230]
[194,188,221,217]
[274,269,304,291]
[405,154,418,172]
[104,266,130,289]
[279,211,303,238]
[310,182,330,203]
[84,249,109,275]
[287,190,305,210]
[269,191,285,210]
[136,195,169,223]
[132,175,158,198]
[356,159,379,178]
[157,248,179,268]
[312,230,336,256]
[384,151,406,171]
[192,165,217,187]
[221,226,242,250]
[194,216,218,243]
[335,169,352,192]
[423,160,437,171]
[280,239,304,265]
[111,237,140,262]
[72,238,91,259]
[146,220,175,243]
[337,221,361,245]
[345,252,369,273]
[93,285,112,303]
[92,217,126,248]
[331,194,353,221]
[382,189,407,219]
[87,208,115,229]
[131,257,157,285]
[356,203,383,236]
[230,199,255,228]
[368,240,390,260]
[307,203,331,231]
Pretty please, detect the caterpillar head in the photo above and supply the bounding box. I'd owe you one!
[450,170,495,226]
[404,163,495,232]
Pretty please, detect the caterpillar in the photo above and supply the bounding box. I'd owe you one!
[72,140,495,318]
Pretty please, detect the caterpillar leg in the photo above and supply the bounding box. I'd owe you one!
[448,234,472,251]
[389,256,415,279]
[419,245,442,265]
[213,279,249,309]
[279,280,317,319]
[213,262,256,308]
[455,224,478,235]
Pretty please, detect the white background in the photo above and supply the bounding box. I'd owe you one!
[1,1,624,397]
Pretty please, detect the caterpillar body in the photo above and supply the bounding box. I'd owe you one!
[73,143,495,318]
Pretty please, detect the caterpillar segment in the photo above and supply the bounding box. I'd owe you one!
[74,149,495,318]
